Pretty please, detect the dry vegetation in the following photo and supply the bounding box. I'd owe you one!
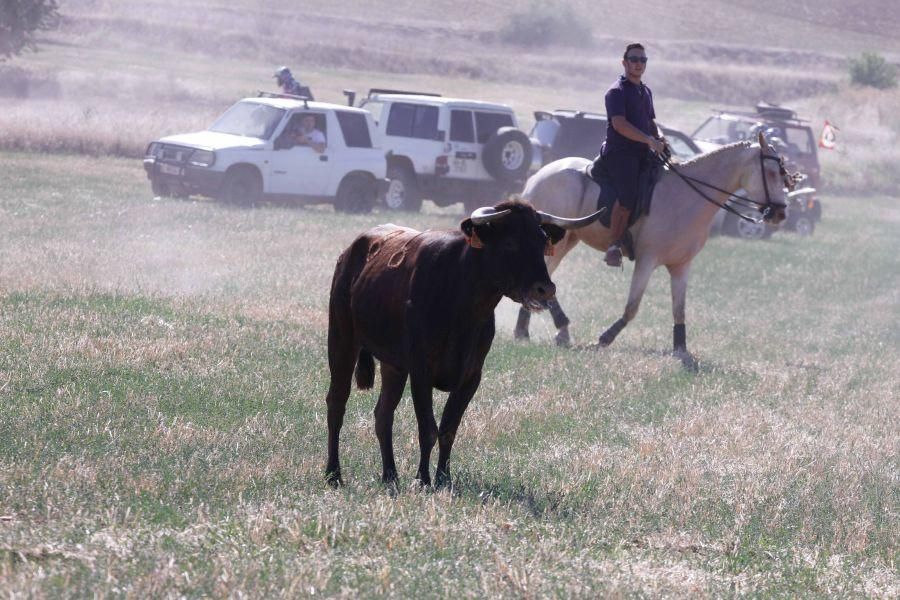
[1,1,899,596]
[2,0,899,192]
[0,151,898,596]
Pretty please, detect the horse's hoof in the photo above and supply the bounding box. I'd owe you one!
[597,334,614,347]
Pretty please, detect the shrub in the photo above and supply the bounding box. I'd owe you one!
[0,0,61,60]
[848,52,897,89]
[498,1,592,48]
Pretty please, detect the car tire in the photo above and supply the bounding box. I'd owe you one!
[725,212,767,240]
[793,215,815,236]
[384,166,422,212]
[220,168,261,206]
[151,178,168,198]
[334,174,375,214]
[482,127,532,184]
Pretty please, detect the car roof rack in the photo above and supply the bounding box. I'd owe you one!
[553,109,604,119]
[367,88,442,98]
[710,104,808,124]
[257,90,310,108]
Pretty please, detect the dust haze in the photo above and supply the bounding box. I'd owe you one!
[1,0,898,299]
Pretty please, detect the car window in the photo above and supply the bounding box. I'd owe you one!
[530,119,559,147]
[209,102,285,140]
[693,116,756,144]
[554,118,606,159]
[783,127,814,155]
[450,110,475,142]
[386,103,439,140]
[336,111,372,148]
[475,111,514,143]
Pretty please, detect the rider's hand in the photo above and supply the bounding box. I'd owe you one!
[648,137,665,155]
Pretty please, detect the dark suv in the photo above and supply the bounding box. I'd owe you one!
[528,109,702,172]
[692,103,822,236]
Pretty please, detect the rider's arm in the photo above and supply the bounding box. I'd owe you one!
[611,116,665,153]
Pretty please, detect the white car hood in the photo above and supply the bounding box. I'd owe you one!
[158,130,267,151]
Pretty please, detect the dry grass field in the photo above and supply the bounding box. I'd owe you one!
[0,152,897,597]
[1,1,899,596]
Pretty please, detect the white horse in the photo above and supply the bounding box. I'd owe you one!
[515,132,794,355]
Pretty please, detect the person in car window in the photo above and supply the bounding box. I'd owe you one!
[601,43,667,267]
[291,114,326,153]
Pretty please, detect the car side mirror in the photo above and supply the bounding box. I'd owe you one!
[274,135,294,151]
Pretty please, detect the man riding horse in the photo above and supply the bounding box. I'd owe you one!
[600,43,668,267]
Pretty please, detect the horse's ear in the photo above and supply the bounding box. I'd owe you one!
[757,131,766,147]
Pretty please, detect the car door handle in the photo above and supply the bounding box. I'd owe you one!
[319,155,328,162]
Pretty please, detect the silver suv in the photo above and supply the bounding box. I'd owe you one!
[358,89,532,212]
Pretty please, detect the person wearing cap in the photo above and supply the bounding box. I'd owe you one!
[274,66,314,99]
[600,43,667,267]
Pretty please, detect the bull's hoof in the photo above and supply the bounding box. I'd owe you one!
[555,329,572,348]
[435,469,452,490]
[513,328,530,341]
[597,333,615,347]
[324,469,344,488]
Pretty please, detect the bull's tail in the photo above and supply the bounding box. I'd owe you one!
[354,348,375,390]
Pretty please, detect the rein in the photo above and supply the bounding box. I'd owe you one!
[659,149,788,224]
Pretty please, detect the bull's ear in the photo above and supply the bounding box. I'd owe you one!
[460,218,485,248]
[542,224,566,244]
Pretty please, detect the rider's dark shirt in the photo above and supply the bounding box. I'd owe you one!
[602,75,656,156]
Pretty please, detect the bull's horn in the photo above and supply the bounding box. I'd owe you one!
[537,208,605,229]
[470,206,512,225]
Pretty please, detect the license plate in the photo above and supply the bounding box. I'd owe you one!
[159,163,182,176]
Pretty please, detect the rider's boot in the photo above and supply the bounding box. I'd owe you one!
[604,202,632,267]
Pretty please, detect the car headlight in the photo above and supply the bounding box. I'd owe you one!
[145,142,162,158]
[189,149,215,167]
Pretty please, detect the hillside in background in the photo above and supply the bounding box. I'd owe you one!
[1,0,899,192]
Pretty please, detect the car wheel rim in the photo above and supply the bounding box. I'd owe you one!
[736,219,765,239]
[501,141,525,171]
[384,179,405,209]
[795,218,812,236]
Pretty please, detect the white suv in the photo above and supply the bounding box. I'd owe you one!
[143,94,388,213]
[358,89,532,212]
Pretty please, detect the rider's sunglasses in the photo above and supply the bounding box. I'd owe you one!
[626,56,648,64]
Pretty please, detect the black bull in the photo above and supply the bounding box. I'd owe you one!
[324,201,602,487]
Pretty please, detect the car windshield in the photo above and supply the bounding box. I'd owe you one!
[692,116,757,145]
[209,102,286,140]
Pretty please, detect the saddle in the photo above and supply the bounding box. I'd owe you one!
[587,151,664,229]
[585,152,664,261]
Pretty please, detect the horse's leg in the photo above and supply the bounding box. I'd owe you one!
[373,363,408,485]
[667,262,692,354]
[548,233,580,346]
[598,257,656,347]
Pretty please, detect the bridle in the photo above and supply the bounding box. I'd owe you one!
[659,144,793,224]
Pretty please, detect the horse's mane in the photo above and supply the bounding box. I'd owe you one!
[676,140,753,167]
